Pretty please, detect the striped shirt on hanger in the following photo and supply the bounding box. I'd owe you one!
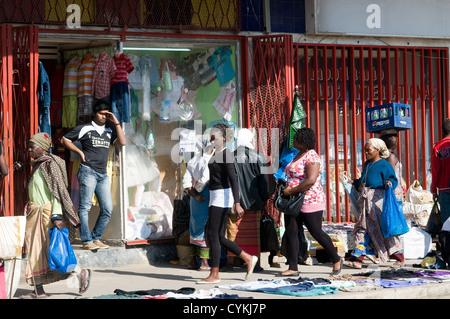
[63,55,80,96]
[78,52,96,97]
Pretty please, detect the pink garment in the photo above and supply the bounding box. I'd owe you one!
[0,262,6,299]
[285,149,326,213]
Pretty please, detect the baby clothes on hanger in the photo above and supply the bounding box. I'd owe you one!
[111,52,134,123]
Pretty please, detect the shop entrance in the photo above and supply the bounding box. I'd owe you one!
[33,33,243,245]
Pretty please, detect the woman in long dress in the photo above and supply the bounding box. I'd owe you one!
[344,138,405,269]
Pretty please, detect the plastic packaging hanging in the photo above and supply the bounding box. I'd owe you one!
[48,227,77,274]
[381,184,409,238]
[162,62,173,92]
[159,100,170,122]
[339,171,360,214]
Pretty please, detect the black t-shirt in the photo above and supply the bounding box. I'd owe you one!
[208,148,240,204]
[64,121,117,174]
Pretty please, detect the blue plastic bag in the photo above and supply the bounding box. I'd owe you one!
[48,227,77,274]
[381,185,409,238]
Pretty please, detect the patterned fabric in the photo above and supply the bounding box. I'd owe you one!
[24,201,69,285]
[31,154,80,228]
[394,160,404,201]
[92,53,116,99]
[285,149,326,213]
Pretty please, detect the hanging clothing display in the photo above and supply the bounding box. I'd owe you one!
[111,52,134,123]
[62,54,80,128]
[92,52,116,101]
[213,80,236,121]
[49,65,64,127]
[38,61,51,135]
[139,55,156,121]
[77,52,96,120]
[41,41,240,246]
[127,54,142,90]
[207,46,235,86]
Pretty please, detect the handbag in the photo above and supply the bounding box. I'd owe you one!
[273,183,305,217]
[381,184,409,238]
[260,210,279,252]
[425,200,443,236]
[48,227,77,274]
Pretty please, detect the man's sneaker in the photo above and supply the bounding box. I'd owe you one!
[93,240,109,249]
[83,242,100,250]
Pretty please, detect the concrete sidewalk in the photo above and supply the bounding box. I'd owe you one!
[11,244,450,300]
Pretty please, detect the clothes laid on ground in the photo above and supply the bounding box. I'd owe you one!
[219,278,341,297]
[86,287,249,299]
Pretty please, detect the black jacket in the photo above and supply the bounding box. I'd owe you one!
[233,146,274,210]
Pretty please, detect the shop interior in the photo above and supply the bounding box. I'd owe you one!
[38,35,241,244]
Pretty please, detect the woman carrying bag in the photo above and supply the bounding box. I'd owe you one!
[344,138,405,269]
[277,128,342,277]
[197,123,258,284]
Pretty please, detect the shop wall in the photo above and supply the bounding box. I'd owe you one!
[293,42,449,222]
[241,0,305,33]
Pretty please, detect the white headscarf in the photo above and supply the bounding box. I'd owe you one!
[368,138,390,159]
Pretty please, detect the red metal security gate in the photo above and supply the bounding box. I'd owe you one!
[293,44,449,222]
[0,24,15,217]
[12,25,39,216]
[0,24,39,217]
[245,35,294,224]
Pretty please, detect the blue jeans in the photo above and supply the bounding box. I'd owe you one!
[38,105,51,136]
[77,164,113,244]
[111,82,130,123]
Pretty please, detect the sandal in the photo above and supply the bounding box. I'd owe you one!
[391,260,405,269]
[365,255,380,264]
[79,269,92,294]
[20,292,47,299]
[343,260,362,269]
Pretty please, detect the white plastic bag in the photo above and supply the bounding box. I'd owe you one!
[405,180,434,205]
[401,227,432,259]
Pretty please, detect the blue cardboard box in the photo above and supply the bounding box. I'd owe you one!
[366,103,412,133]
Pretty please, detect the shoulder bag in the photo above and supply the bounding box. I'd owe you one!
[274,183,305,217]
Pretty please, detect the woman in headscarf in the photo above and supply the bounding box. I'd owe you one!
[344,138,405,269]
[21,133,91,298]
[183,134,214,270]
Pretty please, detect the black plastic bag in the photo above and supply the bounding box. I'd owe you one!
[260,212,279,252]
[172,193,191,240]
[425,201,443,236]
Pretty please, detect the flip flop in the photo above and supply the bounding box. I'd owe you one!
[245,256,258,281]
[343,260,362,269]
[275,271,300,277]
[196,279,221,284]
[79,269,92,294]
[20,292,47,299]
